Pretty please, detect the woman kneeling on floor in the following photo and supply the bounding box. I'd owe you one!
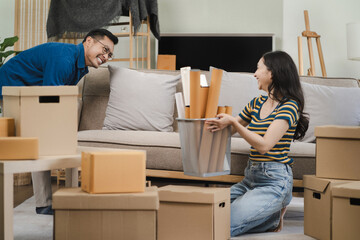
[206,51,309,236]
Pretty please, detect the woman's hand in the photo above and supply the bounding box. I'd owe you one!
[205,113,235,132]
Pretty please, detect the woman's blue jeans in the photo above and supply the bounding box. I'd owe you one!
[230,160,293,237]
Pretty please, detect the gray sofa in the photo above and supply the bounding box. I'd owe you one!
[77,66,360,187]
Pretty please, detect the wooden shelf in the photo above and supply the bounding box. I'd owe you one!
[110,11,151,69]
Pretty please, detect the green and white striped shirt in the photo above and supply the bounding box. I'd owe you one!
[239,95,299,165]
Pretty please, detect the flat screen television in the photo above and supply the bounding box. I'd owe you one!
[157,34,274,72]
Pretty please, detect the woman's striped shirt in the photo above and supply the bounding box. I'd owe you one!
[239,95,299,165]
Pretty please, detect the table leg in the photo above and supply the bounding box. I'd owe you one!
[65,168,78,188]
[0,172,14,240]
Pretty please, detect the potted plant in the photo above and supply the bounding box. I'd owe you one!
[0,36,20,115]
[0,36,20,67]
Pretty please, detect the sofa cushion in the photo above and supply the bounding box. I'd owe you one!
[301,82,360,142]
[78,130,184,171]
[103,66,180,132]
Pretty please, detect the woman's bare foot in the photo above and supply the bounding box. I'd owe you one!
[268,207,287,232]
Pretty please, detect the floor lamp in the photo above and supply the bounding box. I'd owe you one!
[347,22,360,61]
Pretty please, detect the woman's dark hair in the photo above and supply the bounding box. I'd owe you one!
[262,51,309,140]
[82,29,118,45]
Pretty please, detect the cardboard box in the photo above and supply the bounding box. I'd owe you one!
[81,150,146,193]
[0,117,15,136]
[158,185,230,240]
[315,125,360,180]
[2,86,78,155]
[0,137,38,159]
[303,175,353,240]
[332,182,360,240]
[53,187,158,240]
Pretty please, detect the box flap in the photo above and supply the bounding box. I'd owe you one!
[2,86,78,96]
[53,187,158,210]
[315,125,360,139]
[159,185,230,204]
[303,175,330,193]
[332,182,360,199]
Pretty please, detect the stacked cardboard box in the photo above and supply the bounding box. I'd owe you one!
[0,117,38,160]
[53,187,159,240]
[53,150,155,239]
[81,150,146,194]
[304,125,360,240]
[53,150,232,239]
[2,86,78,156]
[158,185,230,240]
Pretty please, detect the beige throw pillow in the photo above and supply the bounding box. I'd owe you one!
[301,82,360,143]
[103,66,180,132]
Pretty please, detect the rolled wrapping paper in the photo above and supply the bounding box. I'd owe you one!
[225,106,233,115]
[217,106,226,115]
[190,70,201,119]
[205,68,224,118]
[199,87,209,118]
[185,106,190,119]
[199,68,224,174]
[180,67,191,106]
[175,92,185,119]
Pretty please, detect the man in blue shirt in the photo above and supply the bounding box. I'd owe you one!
[0,29,118,214]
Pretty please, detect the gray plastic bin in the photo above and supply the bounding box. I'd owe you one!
[177,118,231,177]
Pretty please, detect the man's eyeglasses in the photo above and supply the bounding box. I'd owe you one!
[91,37,114,60]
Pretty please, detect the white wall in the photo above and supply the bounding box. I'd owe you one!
[283,0,360,78]
[158,0,283,49]
[0,1,15,42]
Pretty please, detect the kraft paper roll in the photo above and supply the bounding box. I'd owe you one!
[0,117,15,137]
[190,70,201,119]
[199,68,224,173]
[205,68,224,118]
[199,87,209,118]
[225,106,233,115]
[175,92,185,119]
[185,106,190,119]
[217,106,226,115]
[181,67,191,106]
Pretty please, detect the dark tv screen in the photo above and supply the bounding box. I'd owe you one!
[158,34,273,72]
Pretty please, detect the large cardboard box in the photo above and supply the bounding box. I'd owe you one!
[303,175,353,240]
[0,117,15,136]
[332,182,360,240]
[0,137,38,159]
[2,86,78,156]
[315,125,360,180]
[53,187,158,240]
[81,150,146,193]
[158,185,230,240]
